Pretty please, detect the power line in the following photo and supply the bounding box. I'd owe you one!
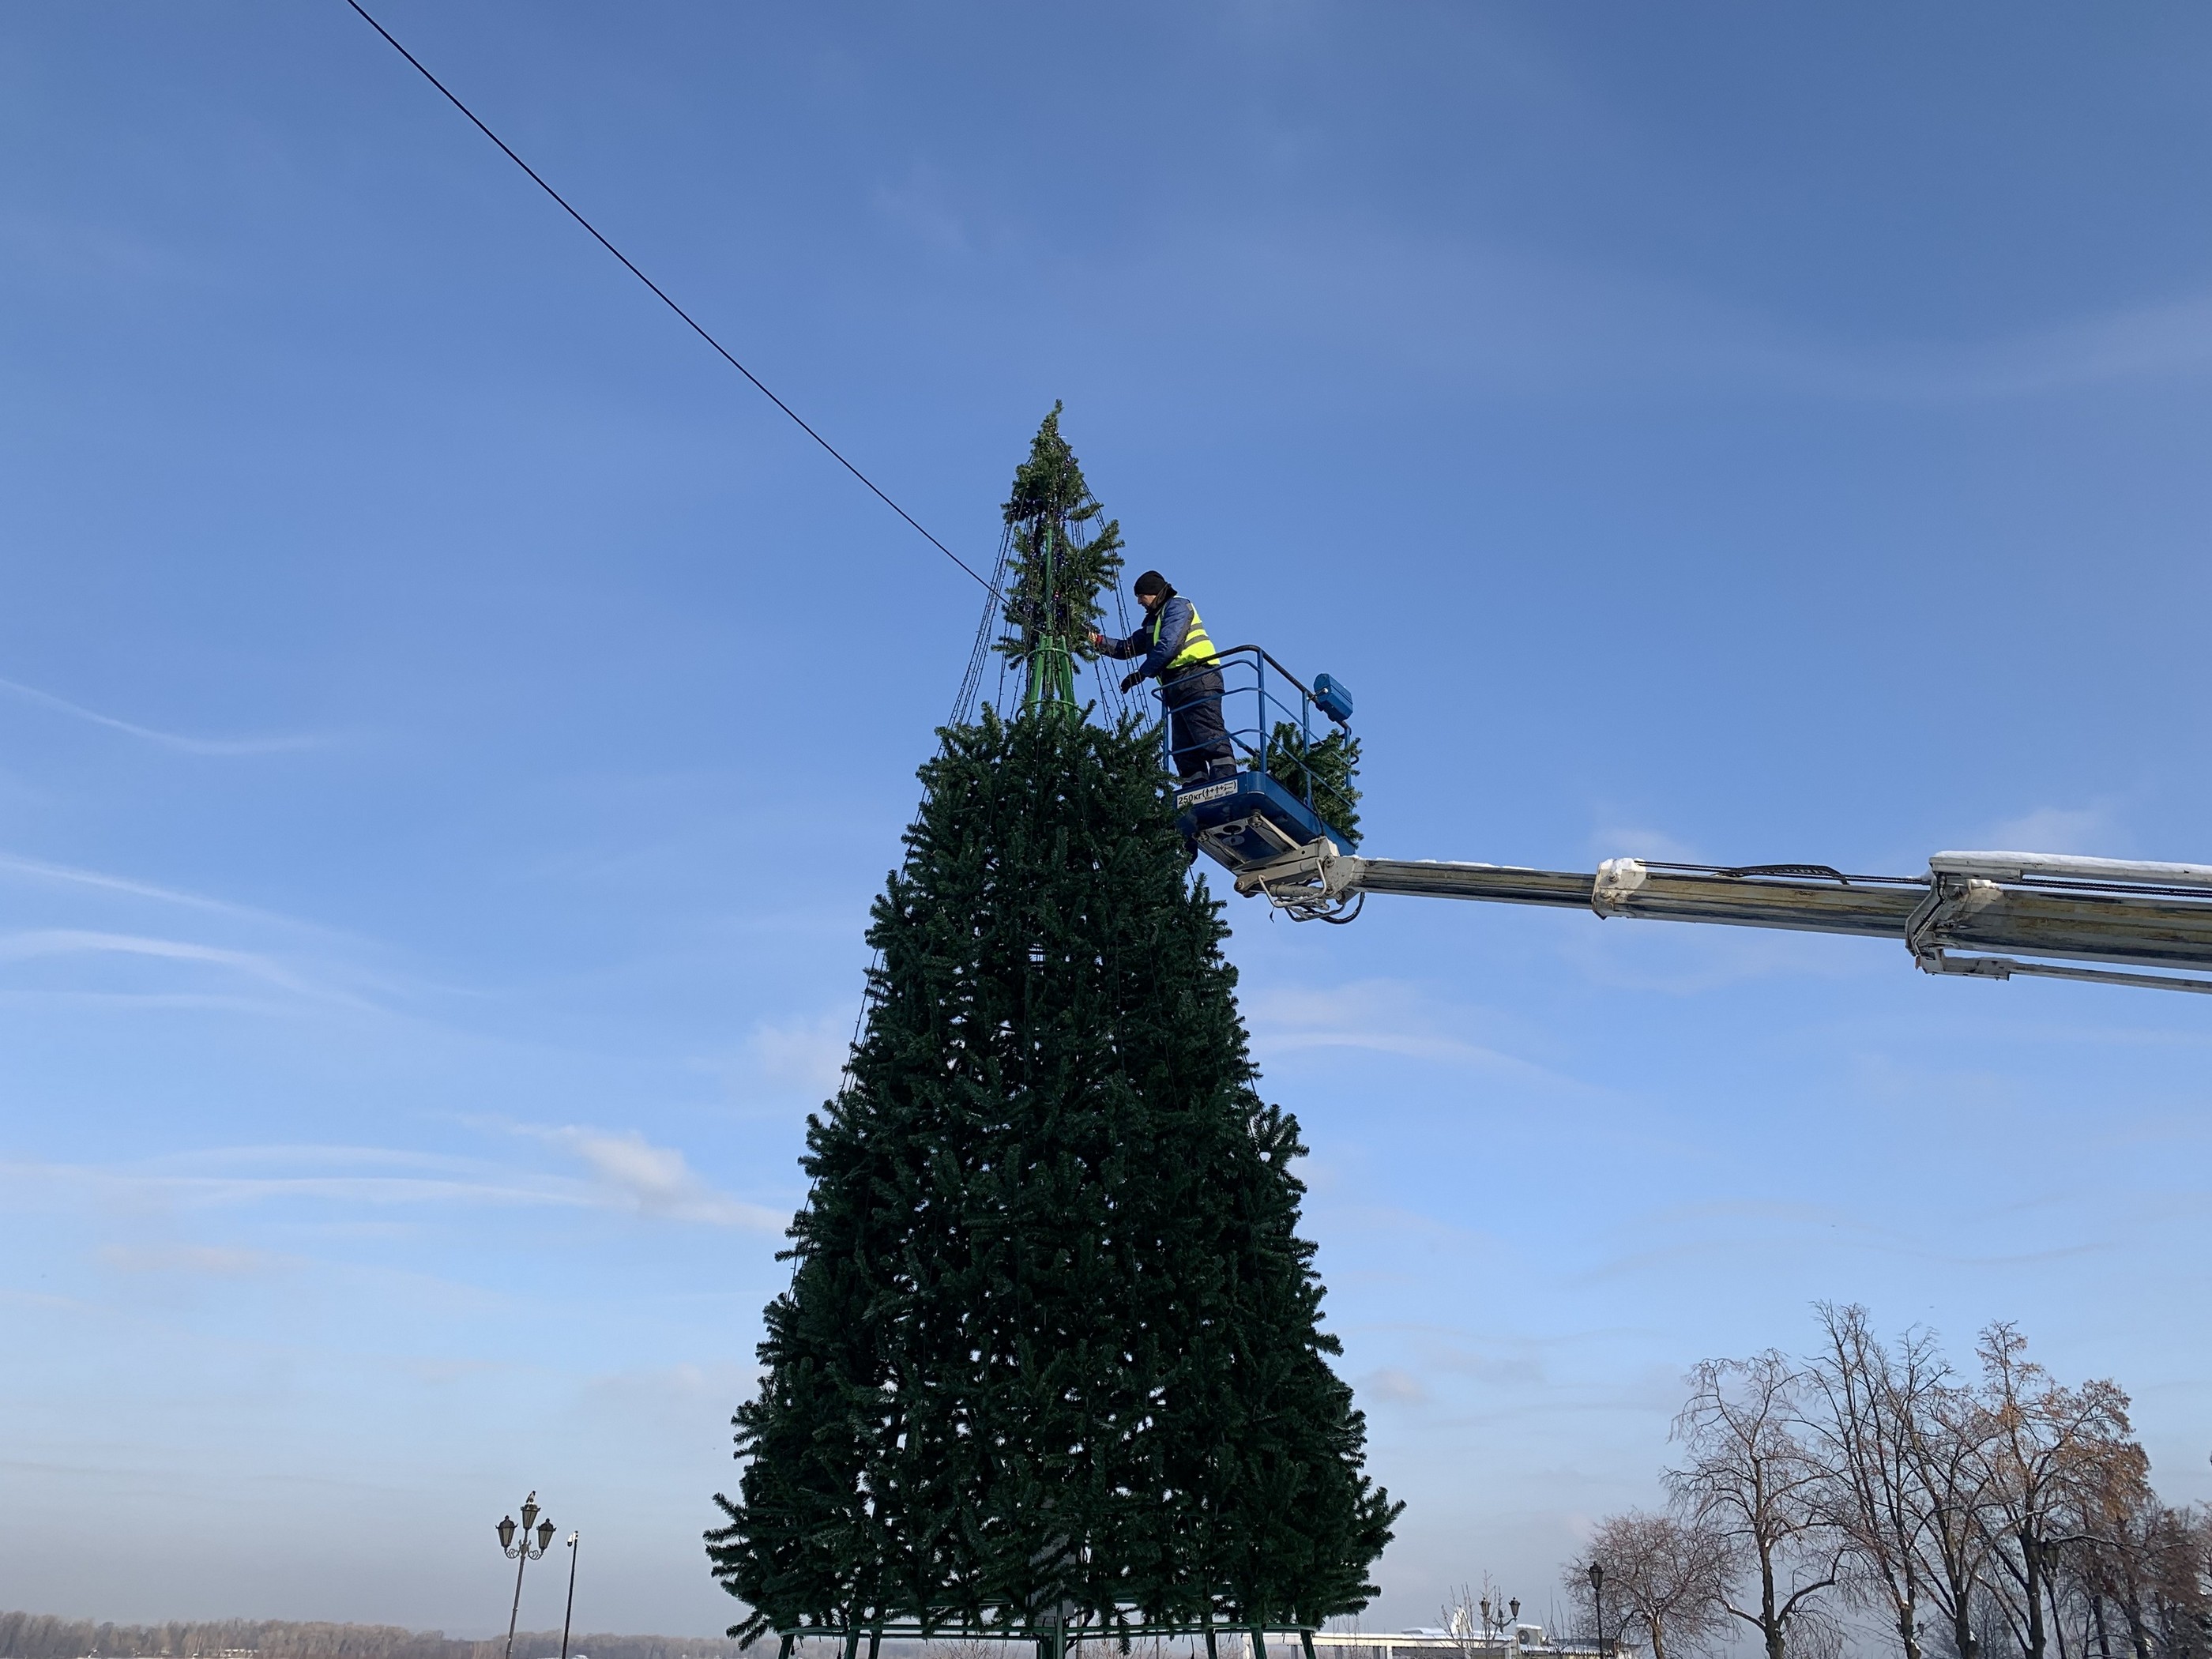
[338,0,1001,597]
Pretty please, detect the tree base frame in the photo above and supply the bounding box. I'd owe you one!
[777,1620,1325,1659]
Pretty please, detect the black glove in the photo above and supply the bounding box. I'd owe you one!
[1120,672,1144,694]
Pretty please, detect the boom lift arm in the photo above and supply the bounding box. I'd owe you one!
[1228,845,2212,995]
[1164,651,2212,996]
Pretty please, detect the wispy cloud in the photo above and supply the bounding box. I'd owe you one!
[1245,980,1595,1091]
[0,850,251,915]
[549,1127,786,1230]
[1951,292,2212,397]
[0,927,375,1012]
[578,1359,760,1409]
[0,209,193,287]
[0,854,430,1021]
[1360,1367,1431,1405]
[1557,913,1883,995]
[2,1152,595,1213]
[1103,213,2212,405]
[1980,803,2127,857]
[1587,824,1698,864]
[0,675,329,756]
[96,1243,288,1277]
[749,1013,853,1096]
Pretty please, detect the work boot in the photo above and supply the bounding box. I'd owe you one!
[1206,758,1240,784]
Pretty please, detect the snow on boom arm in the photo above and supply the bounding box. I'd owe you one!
[1169,654,2212,996]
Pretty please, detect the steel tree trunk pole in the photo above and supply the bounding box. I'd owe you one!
[559,1533,580,1659]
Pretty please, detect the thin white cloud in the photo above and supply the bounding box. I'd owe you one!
[1097,212,2212,405]
[156,1144,495,1175]
[0,850,248,913]
[544,1127,787,1231]
[1954,292,2212,397]
[96,1243,287,1277]
[1361,1367,1431,1405]
[579,1360,760,1409]
[1558,915,1882,996]
[0,927,374,1011]
[0,989,299,1016]
[0,209,190,286]
[0,675,328,756]
[2,1154,596,1213]
[1981,803,2126,857]
[1246,980,1596,1091]
[750,1013,854,1096]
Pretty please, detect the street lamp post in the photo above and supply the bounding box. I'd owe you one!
[1586,1563,1605,1659]
[559,1532,581,1659]
[497,1492,559,1659]
[1479,1595,1525,1650]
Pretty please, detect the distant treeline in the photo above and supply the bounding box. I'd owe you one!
[0,1615,749,1659]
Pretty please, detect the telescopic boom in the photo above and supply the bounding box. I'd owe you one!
[1167,651,2212,995]
[1228,844,2212,995]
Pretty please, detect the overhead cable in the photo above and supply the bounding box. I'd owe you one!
[338,0,1001,597]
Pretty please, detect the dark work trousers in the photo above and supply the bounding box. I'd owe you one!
[1160,664,1233,781]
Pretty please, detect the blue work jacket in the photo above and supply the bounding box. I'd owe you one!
[1099,595,1204,682]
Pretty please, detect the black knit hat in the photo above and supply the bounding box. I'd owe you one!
[1132,570,1173,598]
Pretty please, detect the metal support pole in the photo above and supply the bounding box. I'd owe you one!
[506,1548,529,1659]
[496,1492,553,1659]
[1022,520,1077,716]
[559,1533,580,1659]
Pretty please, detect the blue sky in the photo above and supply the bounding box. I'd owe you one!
[6,0,2212,1641]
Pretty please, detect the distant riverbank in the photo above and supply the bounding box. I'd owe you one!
[0,1613,747,1659]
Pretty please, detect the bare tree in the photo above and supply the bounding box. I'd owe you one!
[1567,1312,2203,1659]
[2144,1504,2212,1659]
[2060,1481,2210,1659]
[1802,1305,1931,1659]
[1966,1325,2142,1659]
[1564,1511,1732,1659]
[1667,1351,1844,1659]
[1903,1374,2000,1659]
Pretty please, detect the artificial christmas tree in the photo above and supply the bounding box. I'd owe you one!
[708,412,1395,1653]
[1255,721,1362,848]
[994,401,1124,714]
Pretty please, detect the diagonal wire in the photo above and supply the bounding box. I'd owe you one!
[338,0,1001,598]
[950,525,1017,728]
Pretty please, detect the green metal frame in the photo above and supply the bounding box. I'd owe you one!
[1021,520,1078,717]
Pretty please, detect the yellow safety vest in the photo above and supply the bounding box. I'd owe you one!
[1153,600,1218,672]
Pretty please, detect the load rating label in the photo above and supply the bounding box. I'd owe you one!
[1176,780,1241,807]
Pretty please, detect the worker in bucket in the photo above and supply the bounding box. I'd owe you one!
[1092,570,1237,784]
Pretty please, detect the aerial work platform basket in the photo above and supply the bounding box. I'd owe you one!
[1162,645,1357,874]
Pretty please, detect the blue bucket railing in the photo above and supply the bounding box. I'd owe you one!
[1153,645,1357,841]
